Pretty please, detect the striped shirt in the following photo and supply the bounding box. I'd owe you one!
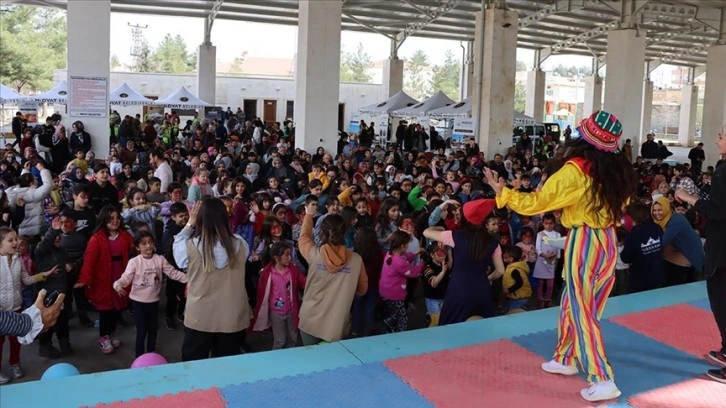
[0,311,32,337]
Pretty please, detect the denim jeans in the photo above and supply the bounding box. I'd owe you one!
[424,298,444,315]
[351,288,378,336]
[507,298,528,312]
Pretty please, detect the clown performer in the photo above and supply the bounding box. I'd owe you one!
[484,110,637,402]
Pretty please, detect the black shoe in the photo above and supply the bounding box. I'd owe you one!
[707,350,726,367]
[59,339,74,356]
[706,368,726,384]
[39,345,62,359]
[79,315,94,328]
[165,317,177,331]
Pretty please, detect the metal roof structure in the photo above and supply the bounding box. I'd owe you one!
[11,0,726,68]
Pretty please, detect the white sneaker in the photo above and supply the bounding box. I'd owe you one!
[541,359,579,376]
[580,380,622,402]
[0,372,10,384]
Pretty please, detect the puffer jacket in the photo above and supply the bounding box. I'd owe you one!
[5,168,52,236]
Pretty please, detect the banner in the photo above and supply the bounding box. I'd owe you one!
[69,76,108,118]
[452,117,475,144]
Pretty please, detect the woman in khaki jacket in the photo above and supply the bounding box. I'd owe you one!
[298,201,367,345]
[173,197,251,361]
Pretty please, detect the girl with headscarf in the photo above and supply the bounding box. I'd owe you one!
[651,196,704,286]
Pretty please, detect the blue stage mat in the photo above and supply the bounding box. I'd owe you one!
[689,298,712,312]
[220,363,434,408]
[512,320,710,403]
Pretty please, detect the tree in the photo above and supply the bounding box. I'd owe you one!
[110,54,121,70]
[0,6,67,91]
[340,42,373,83]
[514,82,526,113]
[516,60,528,72]
[149,34,196,73]
[404,49,431,100]
[229,51,248,74]
[131,39,153,73]
[429,49,460,99]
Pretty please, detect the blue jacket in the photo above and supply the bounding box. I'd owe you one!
[620,221,665,292]
[662,213,704,273]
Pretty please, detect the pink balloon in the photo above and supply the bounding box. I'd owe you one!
[131,352,168,368]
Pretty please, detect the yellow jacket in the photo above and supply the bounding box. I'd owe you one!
[308,172,331,192]
[503,261,531,300]
[496,158,615,229]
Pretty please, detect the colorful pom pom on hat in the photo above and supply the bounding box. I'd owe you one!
[577,110,622,153]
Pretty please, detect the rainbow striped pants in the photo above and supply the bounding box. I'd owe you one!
[554,225,617,383]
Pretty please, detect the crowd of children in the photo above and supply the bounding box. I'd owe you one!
[0,110,718,386]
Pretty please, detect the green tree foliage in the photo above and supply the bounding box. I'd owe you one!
[514,82,526,113]
[516,60,528,72]
[0,6,67,91]
[551,64,591,77]
[131,39,153,73]
[110,54,121,70]
[340,42,373,83]
[229,51,248,74]
[405,49,431,100]
[429,49,460,100]
[148,34,196,74]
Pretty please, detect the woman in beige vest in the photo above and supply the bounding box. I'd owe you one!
[173,197,251,361]
[298,201,367,345]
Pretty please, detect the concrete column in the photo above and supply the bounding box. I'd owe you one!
[604,29,646,156]
[293,0,341,155]
[677,84,698,147]
[383,58,404,97]
[196,43,217,105]
[472,7,518,158]
[640,79,653,142]
[525,69,545,120]
[583,75,603,116]
[702,44,726,167]
[67,0,110,157]
[461,41,474,100]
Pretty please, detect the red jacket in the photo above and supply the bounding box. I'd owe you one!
[251,262,306,332]
[78,229,135,310]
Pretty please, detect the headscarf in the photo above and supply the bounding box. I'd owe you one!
[244,162,259,183]
[652,196,672,232]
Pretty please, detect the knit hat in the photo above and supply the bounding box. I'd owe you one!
[462,199,496,226]
[577,110,623,152]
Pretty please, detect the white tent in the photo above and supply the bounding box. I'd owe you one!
[358,91,418,115]
[110,82,155,106]
[0,84,24,104]
[513,111,537,126]
[155,87,211,108]
[392,91,455,117]
[32,80,67,103]
[428,97,472,118]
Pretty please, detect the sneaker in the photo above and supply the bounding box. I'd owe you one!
[580,380,622,402]
[165,317,177,331]
[109,334,122,349]
[38,344,62,359]
[0,372,9,384]
[79,315,94,328]
[98,336,115,354]
[541,359,579,376]
[59,340,74,357]
[10,364,24,379]
[707,350,726,367]
[706,368,726,384]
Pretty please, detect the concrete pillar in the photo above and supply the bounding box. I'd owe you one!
[461,41,474,100]
[702,44,726,167]
[603,29,646,156]
[383,58,404,97]
[525,69,545,121]
[67,0,110,157]
[196,43,217,105]
[640,79,653,143]
[677,84,698,147]
[294,0,342,155]
[472,7,518,158]
[583,75,603,116]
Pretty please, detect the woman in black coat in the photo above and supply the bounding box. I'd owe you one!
[69,121,92,154]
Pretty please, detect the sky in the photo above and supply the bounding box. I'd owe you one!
[110,13,593,70]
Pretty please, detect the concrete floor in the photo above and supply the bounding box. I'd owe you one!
[2,288,430,385]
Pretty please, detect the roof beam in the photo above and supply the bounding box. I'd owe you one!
[394,0,463,46]
[204,0,225,44]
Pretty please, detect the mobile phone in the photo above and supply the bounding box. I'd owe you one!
[44,290,60,307]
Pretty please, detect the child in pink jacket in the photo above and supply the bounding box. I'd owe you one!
[379,231,425,332]
[113,231,187,358]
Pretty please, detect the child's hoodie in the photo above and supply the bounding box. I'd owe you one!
[379,252,424,301]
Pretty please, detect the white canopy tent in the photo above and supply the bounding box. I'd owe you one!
[358,91,418,115]
[513,111,537,126]
[31,80,68,104]
[0,84,24,104]
[109,82,155,106]
[155,87,210,108]
[428,97,472,118]
[392,91,455,117]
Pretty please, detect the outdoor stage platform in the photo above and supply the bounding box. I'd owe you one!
[3,282,723,408]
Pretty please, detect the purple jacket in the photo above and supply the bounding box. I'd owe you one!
[379,252,424,301]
